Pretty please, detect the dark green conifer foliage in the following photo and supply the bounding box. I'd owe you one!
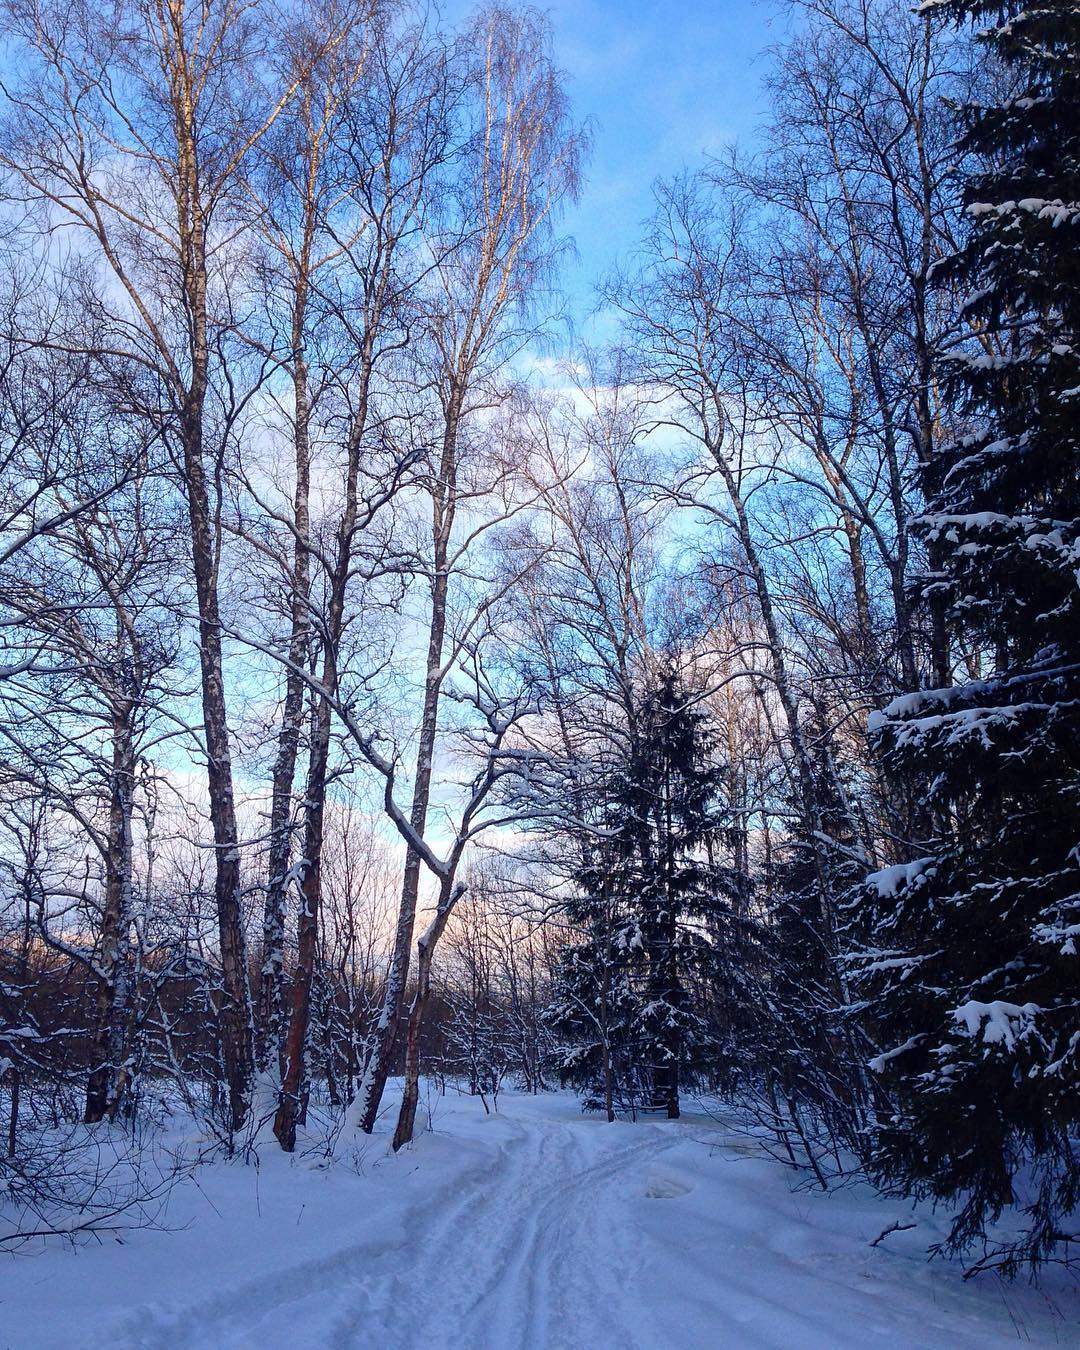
[547,670,742,1117]
[765,734,870,1159]
[858,0,1080,1272]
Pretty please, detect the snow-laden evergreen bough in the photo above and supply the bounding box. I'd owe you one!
[857,0,1080,1275]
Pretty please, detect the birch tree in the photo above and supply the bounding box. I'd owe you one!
[246,8,458,1151]
[0,0,336,1130]
[354,3,584,1134]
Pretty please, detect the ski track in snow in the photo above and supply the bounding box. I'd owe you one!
[112,1112,673,1350]
[7,1092,1078,1350]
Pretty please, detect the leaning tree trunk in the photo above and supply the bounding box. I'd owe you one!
[355,637,443,1134]
[392,881,461,1151]
[713,442,874,1120]
[706,434,859,992]
[356,404,459,1134]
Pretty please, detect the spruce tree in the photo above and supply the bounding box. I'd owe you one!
[858,0,1080,1272]
[625,672,733,1117]
[548,669,741,1118]
[765,732,870,1162]
[545,863,649,1119]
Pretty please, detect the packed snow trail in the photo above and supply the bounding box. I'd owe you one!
[4,1091,1076,1348]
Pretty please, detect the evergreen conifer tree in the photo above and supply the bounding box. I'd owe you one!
[548,669,742,1118]
[766,731,870,1161]
[545,859,649,1119]
[858,0,1080,1272]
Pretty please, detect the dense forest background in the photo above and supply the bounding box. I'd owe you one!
[1,0,1077,1280]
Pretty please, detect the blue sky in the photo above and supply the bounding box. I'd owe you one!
[536,0,781,313]
[444,1,784,326]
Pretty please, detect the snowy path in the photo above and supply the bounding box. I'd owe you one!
[111,1107,681,1350]
[4,1091,1077,1348]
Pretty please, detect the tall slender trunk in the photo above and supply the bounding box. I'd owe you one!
[910,21,950,691]
[260,334,313,1075]
[273,698,330,1149]
[355,598,446,1131]
[710,440,827,863]
[392,880,459,1151]
[186,429,254,1132]
[181,375,254,1133]
[601,1016,615,1122]
[6,835,34,1156]
[834,497,873,674]
[858,350,918,693]
[356,399,461,1134]
[648,898,681,1119]
[174,72,253,1131]
[832,136,920,693]
[273,365,372,1148]
[85,699,136,1123]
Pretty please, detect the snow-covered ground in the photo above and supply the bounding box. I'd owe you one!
[3,1088,1077,1348]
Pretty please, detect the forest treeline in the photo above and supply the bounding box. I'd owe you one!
[1,0,1077,1277]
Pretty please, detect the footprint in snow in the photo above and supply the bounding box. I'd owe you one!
[644,1174,691,1199]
